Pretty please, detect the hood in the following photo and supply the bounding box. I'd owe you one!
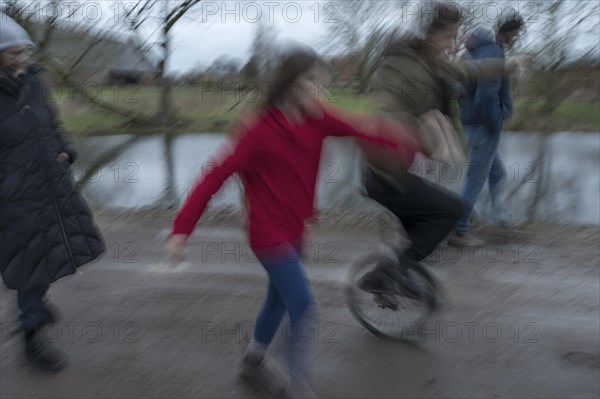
[464,27,496,53]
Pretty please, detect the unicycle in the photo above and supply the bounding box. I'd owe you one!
[344,245,439,340]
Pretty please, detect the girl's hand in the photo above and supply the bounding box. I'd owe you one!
[166,234,189,264]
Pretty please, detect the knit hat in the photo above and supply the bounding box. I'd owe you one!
[0,12,36,52]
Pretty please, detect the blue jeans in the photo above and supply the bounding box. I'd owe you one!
[252,239,317,389]
[17,286,49,330]
[456,125,507,235]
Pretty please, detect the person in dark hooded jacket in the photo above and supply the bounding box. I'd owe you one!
[449,12,525,247]
[0,13,105,371]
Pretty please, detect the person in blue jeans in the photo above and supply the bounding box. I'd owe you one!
[449,12,525,247]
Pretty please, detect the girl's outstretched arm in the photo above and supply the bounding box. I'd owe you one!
[320,105,421,164]
[171,124,253,237]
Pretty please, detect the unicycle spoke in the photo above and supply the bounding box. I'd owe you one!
[344,251,438,340]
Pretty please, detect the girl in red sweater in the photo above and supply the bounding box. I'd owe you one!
[166,48,417,398]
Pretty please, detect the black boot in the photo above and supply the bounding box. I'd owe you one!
[24,327,68,371]
[358,250,401,309]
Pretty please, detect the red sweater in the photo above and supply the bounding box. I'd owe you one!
[172,107,416,249]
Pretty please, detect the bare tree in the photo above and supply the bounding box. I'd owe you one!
[205,55,242,82]
[323,0,401,93]
[5,0,162,132]
[523,0,599,113]
[123,0,205,125]
[249,21,279,82]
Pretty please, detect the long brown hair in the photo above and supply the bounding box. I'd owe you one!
[262,48,321,108]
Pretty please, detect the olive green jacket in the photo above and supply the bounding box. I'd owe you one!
[367,39,509,185]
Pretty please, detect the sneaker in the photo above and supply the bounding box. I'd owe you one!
[239,353,291,399]
[24,328,68,371]
[447,232,485,247]
[358,256,400,310]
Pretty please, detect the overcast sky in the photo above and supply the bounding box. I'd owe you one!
[111,0,600,74]
[166,2,331,74]
[7,0,599,74]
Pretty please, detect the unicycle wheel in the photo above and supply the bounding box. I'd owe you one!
[344,251,438,340]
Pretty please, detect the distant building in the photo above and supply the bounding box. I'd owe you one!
[29,24,159,85]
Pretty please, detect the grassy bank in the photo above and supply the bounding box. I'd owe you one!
[52,85,600,137]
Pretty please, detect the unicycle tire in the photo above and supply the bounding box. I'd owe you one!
[344,251,438,340]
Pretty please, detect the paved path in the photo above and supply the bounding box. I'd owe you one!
[1,213,598,398]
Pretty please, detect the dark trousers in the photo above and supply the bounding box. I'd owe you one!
[17,286,49,330]
[365,168,463,262]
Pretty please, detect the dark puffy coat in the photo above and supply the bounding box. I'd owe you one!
[0,66,105,291]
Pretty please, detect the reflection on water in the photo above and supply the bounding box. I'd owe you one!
[74,132,600,226]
